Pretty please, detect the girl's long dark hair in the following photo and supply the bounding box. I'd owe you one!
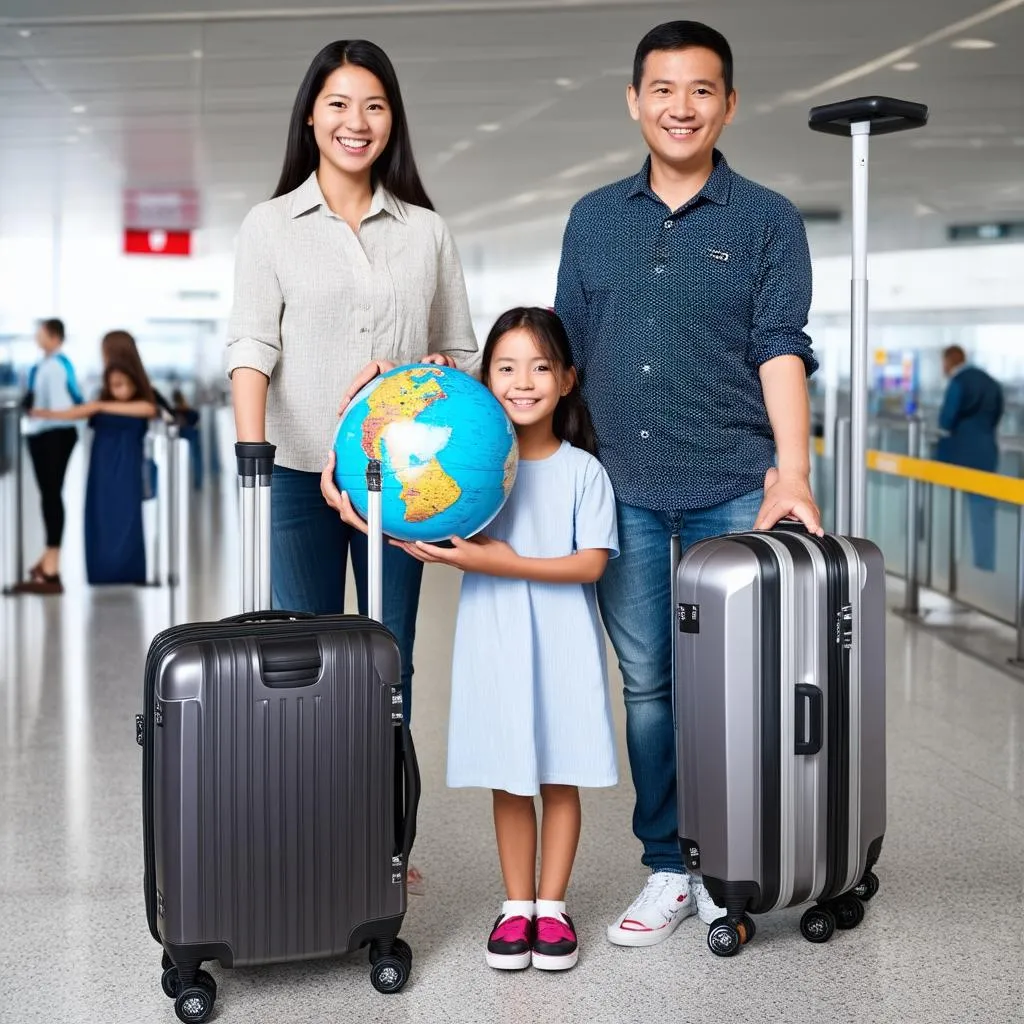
[480,307,598,456]
[272,39,433,210]
[99,331,156,405]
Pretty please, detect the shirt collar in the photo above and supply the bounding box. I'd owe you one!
[626,149,733,209]
[287,170,408,224]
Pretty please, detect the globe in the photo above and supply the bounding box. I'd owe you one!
[332,364,519,543]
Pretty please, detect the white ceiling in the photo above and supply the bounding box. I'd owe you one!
[1,0,1023,261]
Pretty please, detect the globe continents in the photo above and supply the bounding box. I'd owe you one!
[332,364,519,543]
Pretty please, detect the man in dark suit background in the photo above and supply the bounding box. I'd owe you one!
[936,345,1003,571]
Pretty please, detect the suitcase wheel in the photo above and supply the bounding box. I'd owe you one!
[799,906,836,944]
[831,894,866,930]
[174,983,215,1023]
[706,920,742,957]
[162,967,215,1003]
[369,937,412,994]
[852,870,880,902]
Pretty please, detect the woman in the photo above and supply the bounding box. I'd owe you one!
[226,39,478,733]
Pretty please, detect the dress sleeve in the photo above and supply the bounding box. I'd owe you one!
[573,455,619,558]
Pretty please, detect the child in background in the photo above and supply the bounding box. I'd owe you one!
[34,357,158,585]
[322,306,619,972]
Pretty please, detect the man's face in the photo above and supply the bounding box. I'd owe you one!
[627,46,736,172]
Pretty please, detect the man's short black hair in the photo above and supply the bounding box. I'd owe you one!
[40,318,65,342]
[632,21,734,95]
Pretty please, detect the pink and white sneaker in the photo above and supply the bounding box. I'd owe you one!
[532,912,578,971]
[606,871,694,947]
[486,908,534,970]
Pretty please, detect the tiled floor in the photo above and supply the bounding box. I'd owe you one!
[1,448,1023,1023]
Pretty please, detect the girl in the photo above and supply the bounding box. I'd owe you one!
[226,39,478,741]
[34,351,158,585]
[322,307,619,972]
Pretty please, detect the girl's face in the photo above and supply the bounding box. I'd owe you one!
[487,327,574,431]
[108,369,136,402]
[308,64,393,182]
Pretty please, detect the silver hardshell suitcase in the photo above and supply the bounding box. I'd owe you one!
[673,95,927,956]
[674,525,886,954]
[138,444,419,1022]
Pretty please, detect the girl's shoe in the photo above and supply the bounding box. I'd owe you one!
[485,909,534,970]
[532,911,578,971]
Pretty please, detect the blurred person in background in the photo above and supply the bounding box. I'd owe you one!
[5,318,83,595]
[32,333,159,585]
[936,345,1004,571]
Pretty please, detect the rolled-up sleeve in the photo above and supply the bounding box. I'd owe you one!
[225,204,284,380]
[747,201,818,377]
[428,222,479,373]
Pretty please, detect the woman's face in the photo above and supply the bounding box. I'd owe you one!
[308,64,393,181]
[108,370,136,402]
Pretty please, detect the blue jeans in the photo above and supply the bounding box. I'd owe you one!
[596,489,763,874]
[270,466,424,723]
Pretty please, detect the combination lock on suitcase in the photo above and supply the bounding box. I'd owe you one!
[137,442,420,1022]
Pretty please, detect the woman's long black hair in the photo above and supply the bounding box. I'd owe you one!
[272,39,433,209]
[480,307,598,456]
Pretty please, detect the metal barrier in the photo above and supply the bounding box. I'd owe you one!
[0,399,25,592]
[1,404,190,621]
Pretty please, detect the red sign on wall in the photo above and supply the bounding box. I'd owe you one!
[123,229,192,256]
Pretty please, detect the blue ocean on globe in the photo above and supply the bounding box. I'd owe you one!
[332,364,519,543]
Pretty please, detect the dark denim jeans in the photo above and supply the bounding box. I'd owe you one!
[270,465,424,722]
[596,490,763,874]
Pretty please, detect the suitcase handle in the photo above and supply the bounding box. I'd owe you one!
[795,683,823,756]
[219,610,315,625]
[773,518,808,534]
[808,96,928,137]
[397,725,421,864]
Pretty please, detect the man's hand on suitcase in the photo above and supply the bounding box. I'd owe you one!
[755,467,824,535]
[337,354,459,415]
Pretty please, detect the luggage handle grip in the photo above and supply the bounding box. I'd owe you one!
[795,683,823,756]
[258,634,322,688]
[397,725,421,866]
[220,610,315,625]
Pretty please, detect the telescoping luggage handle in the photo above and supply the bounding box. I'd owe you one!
[236,441,276,614]
[808,96,928,539]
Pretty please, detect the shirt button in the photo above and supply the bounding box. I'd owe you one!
[663,219,674,229]
[640,430,650,439]
[360,327,369,334]
[641,365,652,374]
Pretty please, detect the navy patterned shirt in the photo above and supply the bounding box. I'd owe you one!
[554,151,817,512]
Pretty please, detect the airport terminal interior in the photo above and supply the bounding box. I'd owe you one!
[2,2,1024,1022]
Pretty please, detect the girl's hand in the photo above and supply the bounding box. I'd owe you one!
[320,451,369,534]
[338,360,397,415]
[391,535,518,575]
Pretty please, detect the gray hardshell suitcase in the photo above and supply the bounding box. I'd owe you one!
[138,443,419,1022]
[674,525,886,955]
[672,95,929,957]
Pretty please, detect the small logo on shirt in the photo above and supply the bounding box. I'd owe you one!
[708,249,730,262]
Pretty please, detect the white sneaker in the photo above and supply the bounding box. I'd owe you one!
[691,878,727,925]
[607,871,694,947]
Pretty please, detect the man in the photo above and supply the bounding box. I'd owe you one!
[936,345,1003,571]
[7,319,82,595]
[554,20,820,946]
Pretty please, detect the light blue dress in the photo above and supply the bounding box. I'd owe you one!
[446,440,620,796]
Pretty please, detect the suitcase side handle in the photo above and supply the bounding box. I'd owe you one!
[795,683,823,756]
[397,725,421,865]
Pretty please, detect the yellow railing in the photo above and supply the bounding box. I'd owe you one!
[812,435,1024,504]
